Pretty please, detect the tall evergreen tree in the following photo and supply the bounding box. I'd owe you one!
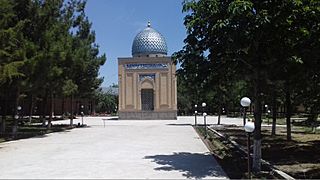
[0,0,106,134]
[0,0,30,136]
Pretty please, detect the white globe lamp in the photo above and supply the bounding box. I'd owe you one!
[240,97,251,107]
[244,121,255,133]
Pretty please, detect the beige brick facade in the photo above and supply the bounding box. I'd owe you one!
[118,56,177,120]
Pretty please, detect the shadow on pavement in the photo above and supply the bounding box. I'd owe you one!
[106,117,119,120]
[166,123,191,126]
[144,152,226,179]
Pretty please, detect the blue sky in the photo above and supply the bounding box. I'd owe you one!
[85,0,187,87]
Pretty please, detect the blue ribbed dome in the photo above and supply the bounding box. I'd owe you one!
[132,22,167,57]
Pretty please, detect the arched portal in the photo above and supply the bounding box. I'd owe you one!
[140,78,155,111]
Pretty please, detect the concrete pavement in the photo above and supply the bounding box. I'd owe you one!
[0,117,228,179]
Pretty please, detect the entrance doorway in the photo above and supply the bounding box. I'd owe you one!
[141,89,154,111]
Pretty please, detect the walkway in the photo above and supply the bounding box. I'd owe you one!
[0,117,228,179]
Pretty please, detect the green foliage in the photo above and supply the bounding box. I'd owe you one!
[0,61,24,85]
[62,79,78,97]
[94,88,118,114]
[0,0,28,85]
[177,0,319,171]
[177,0,319,120]
[0,0,106,118]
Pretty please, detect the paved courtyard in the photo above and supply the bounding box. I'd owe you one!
[0,116,234,179]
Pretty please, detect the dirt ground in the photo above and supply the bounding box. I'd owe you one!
[213,125,320,179]
[195,126,285,179]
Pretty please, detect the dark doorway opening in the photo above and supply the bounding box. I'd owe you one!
[141,89,154,111]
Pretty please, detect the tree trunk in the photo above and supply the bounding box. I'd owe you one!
[253,139,261,171]
[307,107,318,122]
[1,91,8,135]
[0,109,6,135]
[42,93,48,126]
[28,94,34,123]
[1,110,6,136]
[281,105,285,118]
[12,87,20,138]
[92,98,96,115]
[285,84,292,141]
[70,94,74,126]
[271,90,277,136]
[253,72,262,172]
[217,104,221,125]
[0,113,2,136]
[47,91,53,129]
[62,97,65,116]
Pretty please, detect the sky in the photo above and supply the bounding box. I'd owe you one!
[85,0,187,87]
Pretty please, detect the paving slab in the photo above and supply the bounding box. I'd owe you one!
[0,117,227,179]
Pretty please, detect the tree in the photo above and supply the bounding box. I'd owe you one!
[177,0,319,172]
[62,79,78,126]
[94,87,118,114]
[0,0,30,136]
[0,0,106,135]
[292,0,320,123]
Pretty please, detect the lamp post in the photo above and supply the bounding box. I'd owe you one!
[244,121,255,179]
[201,102,206,115]
[17,106,22,122]
[13,106,22,138]
[194,104,198,126]
[194,111,198,126]
[80,105,84,126]
[203,112,207,138]
[240,97,251,126]
[267,110,271,125]
[264,104,268,124]
[202,102,207,137]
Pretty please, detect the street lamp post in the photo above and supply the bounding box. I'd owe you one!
[201,102,206,115]
[194,104,198,126]
[13,106,22,138]
[264,104,269,124]
[240,97,251,126]
[17,106,22,123]
[194,111,198,126]
[203,112,207,138]
[17,105,22,111]
[81,105,84,126]
[267,110,271,125]
[202,102,207,137]
[244,121,255,179]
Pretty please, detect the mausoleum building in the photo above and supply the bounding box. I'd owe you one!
[118,22,177,120]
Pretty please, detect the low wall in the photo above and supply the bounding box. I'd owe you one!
[119,111,177,120]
